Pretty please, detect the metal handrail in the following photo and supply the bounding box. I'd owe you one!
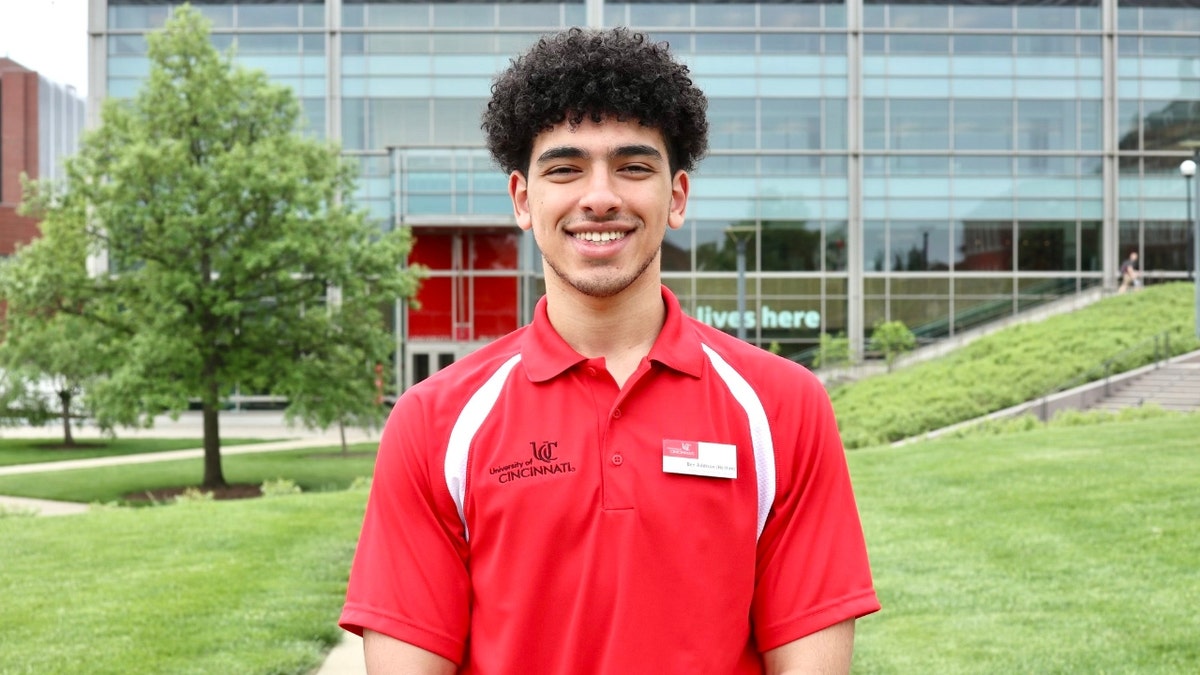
[1034,329,1175,419]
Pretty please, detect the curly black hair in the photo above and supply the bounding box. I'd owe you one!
[482,27,709,176]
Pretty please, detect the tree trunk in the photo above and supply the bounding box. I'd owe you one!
[59,390,75,447]
[339,418,348,456]
[201,375,226,488]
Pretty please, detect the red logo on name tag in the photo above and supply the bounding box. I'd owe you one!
[663,439,699,459]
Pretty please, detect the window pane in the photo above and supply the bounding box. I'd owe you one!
[864,220,886,272]
[956,100,1013,151]
[761,4,821,29]
[1145,221,1192,271]
[238,4,298,28]
[433,4,494,28]
[1017,7,1075,31]
[342,98,365,150]
[370,4,430,28]
[761,220,821,272]
[630,4,691,28]
[826,221,848,272]
[431,99,487,145]
[370,99,430,148]
[1018,221,1076,271]
[695,4,754,28]
[890,34,949,55]
[1018,100,1076,151]
[957,220,1013,271]
[890,4,948,29]
[892,221,950,271]
[762,99,820,150]
[891,99,949,151]
[953,6,1012,30]
[236,33,298,54]
[708,99,757,150]
[954,34,1011,55]
[196,4,233,28]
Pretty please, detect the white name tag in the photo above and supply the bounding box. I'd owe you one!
[662,439,737,479]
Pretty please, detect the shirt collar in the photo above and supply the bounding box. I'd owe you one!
[521,285,706,383]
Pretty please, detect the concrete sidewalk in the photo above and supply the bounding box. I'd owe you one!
[0,410,369,674]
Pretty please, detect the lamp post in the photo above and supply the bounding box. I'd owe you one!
[725,226,756,341]
[1181,154,1200,339]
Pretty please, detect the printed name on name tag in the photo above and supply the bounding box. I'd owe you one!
[662,439,737,479]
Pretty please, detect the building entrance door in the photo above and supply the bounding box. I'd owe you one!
[405,343,460,390]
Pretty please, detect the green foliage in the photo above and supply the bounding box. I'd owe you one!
[947,404,1179,439]
[852,414,1200,672]
[16,6,420,486]
[260,477,302,497]
[173,486,214,504]
[813,331,852,369]
[833,282,1200,448]
[869,320,916,372]
[0,503,38,519]
[0,183,115,444]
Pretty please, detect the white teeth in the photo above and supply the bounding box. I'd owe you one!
[574,231,626,243]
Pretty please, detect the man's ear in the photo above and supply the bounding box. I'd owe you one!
[509,171,532,231]
[668,170,690,230]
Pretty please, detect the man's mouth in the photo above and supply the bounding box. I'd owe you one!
[572,231,627,244]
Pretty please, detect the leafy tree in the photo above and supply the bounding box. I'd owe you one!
[23,6,419,487]
[870,320,917,372]
[0,190,114,446]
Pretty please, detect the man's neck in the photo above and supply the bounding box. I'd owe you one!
[544,276,666,386]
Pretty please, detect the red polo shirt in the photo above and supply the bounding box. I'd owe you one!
[340,286,879,673]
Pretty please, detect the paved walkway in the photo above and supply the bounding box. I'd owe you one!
[0,410,369,674]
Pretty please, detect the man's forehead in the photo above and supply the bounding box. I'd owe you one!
[530,118,669,156]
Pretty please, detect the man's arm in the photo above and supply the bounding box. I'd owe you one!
[363,630,457,675]
[761,619,856,675]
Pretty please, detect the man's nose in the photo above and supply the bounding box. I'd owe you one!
[579,170,622,216]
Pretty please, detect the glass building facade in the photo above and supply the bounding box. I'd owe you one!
[90,0,1200,385]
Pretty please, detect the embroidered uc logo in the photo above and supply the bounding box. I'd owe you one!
[530,441,558,463]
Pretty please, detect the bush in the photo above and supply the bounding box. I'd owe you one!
[173,487,214,504]
[260,478,302,498]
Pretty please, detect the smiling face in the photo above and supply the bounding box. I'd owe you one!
[509,117,689,300]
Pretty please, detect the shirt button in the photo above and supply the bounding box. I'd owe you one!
[587,367,597,376]
[612,408,622,419]
[611,454,624,466]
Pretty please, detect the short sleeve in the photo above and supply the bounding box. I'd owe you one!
[751,372,880,651]
[339,389,472,664]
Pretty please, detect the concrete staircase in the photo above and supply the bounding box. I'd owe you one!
[1089,352,1200,414]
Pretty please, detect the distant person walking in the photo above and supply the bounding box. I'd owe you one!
[1118,251,1141,294]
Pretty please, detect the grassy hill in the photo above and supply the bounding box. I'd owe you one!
[831,282,1200,448]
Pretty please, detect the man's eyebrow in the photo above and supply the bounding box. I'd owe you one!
[610,144,664,161]
[534,144,665,166]
[536,146,589,165]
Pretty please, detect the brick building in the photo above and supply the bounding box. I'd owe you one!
[0,57,85,257]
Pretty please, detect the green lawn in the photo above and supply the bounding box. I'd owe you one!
[2,415,1197,673]
[0,489,366,675]
[850,414,1200,673]
[0,437,267,467]
[0,445,377,504]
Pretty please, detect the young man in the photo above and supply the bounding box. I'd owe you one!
[340,27,880,674]
[1118,250,1141,294]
